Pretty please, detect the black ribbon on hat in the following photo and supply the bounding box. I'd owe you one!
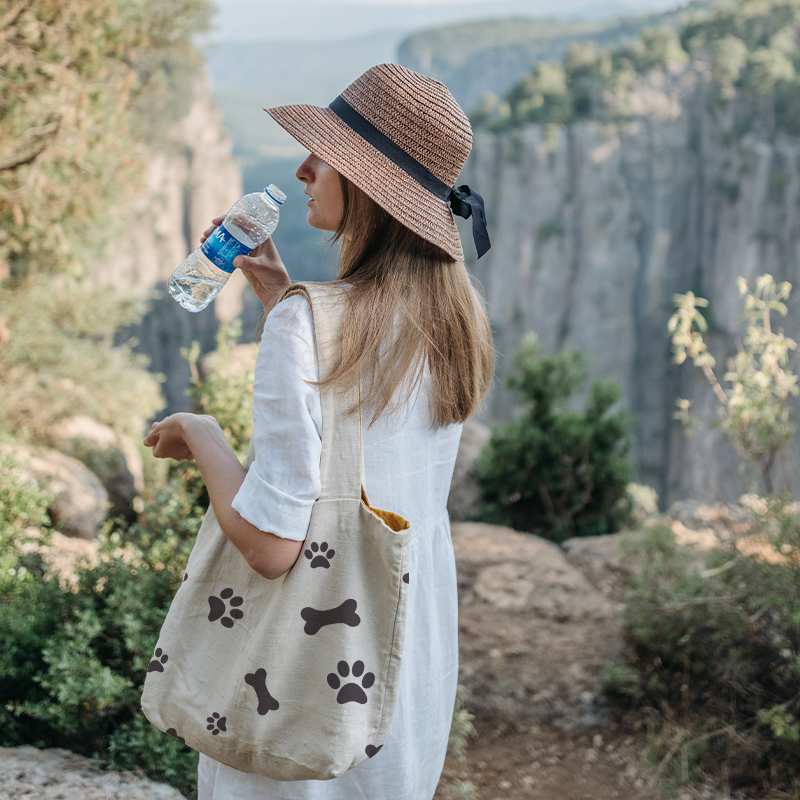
[329,95,491,259]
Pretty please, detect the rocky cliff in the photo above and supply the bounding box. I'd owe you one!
[95,71,244,413]
[462,65,800,506]
[397,2,717,113]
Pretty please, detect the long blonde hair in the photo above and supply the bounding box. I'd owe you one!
[314,175,495,428]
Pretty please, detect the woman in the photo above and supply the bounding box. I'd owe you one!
[144,63,494,800]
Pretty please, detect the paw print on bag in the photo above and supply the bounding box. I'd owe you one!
[327,660,375,704]
[166,728,185,744]
[304,541,335,569]
[208,588,244,628]
[147,647,168,673]
[206,712,227,735]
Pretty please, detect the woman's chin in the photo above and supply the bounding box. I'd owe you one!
[306,212,338,233]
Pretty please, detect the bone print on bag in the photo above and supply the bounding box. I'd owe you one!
[301,599,361,635]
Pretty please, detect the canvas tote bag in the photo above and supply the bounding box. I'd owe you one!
[141,282,410,780]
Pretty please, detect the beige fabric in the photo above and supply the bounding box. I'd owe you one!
[141,283,410,780]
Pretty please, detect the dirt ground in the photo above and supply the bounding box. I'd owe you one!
[435,715,661,800]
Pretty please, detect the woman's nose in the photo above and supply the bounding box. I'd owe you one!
[296,154,315,183]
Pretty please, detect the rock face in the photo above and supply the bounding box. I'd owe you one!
[461,65,800,506]
[51,416,143,522]
[0,746,185,799]
[452,522,623,731]
[448,418,491,522]
[18,447,109,539]
[96,70,244,414]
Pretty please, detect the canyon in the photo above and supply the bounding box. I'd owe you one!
[462,64,800,505]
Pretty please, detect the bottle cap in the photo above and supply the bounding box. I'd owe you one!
[264,184,286,205]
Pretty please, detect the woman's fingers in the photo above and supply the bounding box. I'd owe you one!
[252,236,280,259]
[200,216,227,243]
[143,415,195,461]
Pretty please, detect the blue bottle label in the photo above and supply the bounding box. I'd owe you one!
[200,223,251,273]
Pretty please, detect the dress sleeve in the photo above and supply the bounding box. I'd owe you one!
[231,294,322,541]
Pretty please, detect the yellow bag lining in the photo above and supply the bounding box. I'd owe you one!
[361,487,410,532]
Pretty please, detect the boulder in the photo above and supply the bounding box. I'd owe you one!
[0,745,185,799]
[452,522,623,731]
[50,416,143,522]
[448,418,491,521]
[560,530,640,576]
[17,447,109,539]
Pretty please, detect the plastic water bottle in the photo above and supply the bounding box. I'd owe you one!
[168,184,286,312]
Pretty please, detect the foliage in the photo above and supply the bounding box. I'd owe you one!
[401,18,608,71]
[472,333,635,542]
[184,320,257,463]
[0,319,265,795]
[475,0,800,134]
[611,504,800,796]
[474,24,689,129]
[0,0,212,280]
[171,320,258,503]
[669,274,799,494]
[503,62,575,126]
[0,478,200,796]
[0,0,212,449]
[443,685,479,800]
[0,276,163,442]
[0,449,52,574]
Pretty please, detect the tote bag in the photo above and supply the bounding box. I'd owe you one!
[141,282,410,780]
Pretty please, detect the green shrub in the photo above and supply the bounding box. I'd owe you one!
[0,277,163,443]
[477,0,800,134]
[612,508,800,796]
[0,449,51,555]
[183,319,257,463]
[670,275,799,494]
[472,333,635,542]
[0,483,199,795]
[0,321,257,795]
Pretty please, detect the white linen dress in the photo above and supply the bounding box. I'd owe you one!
[198,294,462,800]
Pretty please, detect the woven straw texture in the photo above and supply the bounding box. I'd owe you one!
[265,63,472,262]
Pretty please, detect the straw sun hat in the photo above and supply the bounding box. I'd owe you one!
[265,62,490,263]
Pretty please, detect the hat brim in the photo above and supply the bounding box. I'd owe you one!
[265,104,464,262]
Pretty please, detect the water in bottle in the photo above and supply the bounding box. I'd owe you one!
[168,184,286,312]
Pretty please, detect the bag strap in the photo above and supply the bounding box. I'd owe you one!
[279,282,364,501]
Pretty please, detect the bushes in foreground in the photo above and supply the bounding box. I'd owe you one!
[608,504,800,797]
[0,447,203,795]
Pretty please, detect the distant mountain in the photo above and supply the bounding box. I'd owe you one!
[398,0,720,111]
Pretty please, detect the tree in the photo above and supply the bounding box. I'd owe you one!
[0,0,212,280]
[473,334,635,542]
[669,274,799,494]
[0,0,212,444]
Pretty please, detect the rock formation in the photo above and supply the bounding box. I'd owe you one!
[0,746,185,799]
[14,447,109,539]
[95,70,244,414]
[461,65,800,506]
[50,416,143,522]
[452,522,623,730]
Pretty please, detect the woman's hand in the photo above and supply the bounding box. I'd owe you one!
[202,216,292,311]
[143,413,218,462]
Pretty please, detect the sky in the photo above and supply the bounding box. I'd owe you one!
[209,0,686,42]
